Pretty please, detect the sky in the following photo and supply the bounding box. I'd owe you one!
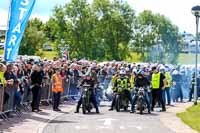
[0,0,199,34]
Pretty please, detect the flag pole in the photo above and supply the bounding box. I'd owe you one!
[4,0,12,63]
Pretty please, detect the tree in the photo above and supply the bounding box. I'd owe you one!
[131,10,182,64]
[46,0,136,61]
[19,18,46,55]
[92,0,136,60]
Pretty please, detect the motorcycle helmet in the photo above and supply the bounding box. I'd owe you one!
[137,70,144,76]
[119,70,126,75]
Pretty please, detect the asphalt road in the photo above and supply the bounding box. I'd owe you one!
[42,104,174,133]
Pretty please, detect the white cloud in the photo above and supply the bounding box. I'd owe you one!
[0,9,50,28]
[30,14,50,22]
[0,9,8,27]
[127,0,200,34]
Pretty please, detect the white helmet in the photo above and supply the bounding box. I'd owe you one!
[125,67,130,72]
[119,70,126,75]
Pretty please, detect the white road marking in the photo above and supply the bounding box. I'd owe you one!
[96,126,110,129]
[98,118,117,126]
[75,125,89,130]
[120,126,125,130]
[128,125,143,130]
[136,126,142,130]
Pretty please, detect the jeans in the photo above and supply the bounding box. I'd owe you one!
[162,87,171,105]
[14,91,22,110]
[175,84,183,102]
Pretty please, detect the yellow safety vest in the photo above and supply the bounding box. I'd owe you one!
[130,75,135,88]
[165,72,172,88]
[0,72,6,86]
[151,72,160,89]
[116,78,128,92]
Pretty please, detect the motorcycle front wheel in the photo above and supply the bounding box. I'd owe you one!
[115,95,121,112]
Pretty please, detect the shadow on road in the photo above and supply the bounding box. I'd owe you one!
[49,119,77,124]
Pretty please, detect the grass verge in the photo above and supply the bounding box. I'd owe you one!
[177,103,200,132]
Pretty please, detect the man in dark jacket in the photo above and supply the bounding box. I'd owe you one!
[130,71,151,113]
[74,74,99,114]
[30,64,44,112]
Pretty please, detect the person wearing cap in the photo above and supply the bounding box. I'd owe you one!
[52,68,63,111]
[151,67,167,112]
[74,73,99,114]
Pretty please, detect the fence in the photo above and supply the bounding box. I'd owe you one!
[0,76,84,121]
[0,73,198,122]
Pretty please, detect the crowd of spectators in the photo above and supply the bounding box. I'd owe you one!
[0,57,199,116]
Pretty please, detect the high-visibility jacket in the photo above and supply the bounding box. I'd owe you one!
[151,72,161,89]
[111,75,117,92]
[165,72,172,88]
[52,74,63,92]
[130,75,135,88]
[0,72,6,86]
[116,77,129,93]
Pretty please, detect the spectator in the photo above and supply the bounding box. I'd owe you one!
[30,64,44,112]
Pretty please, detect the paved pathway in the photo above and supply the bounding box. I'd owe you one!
[0,102,198,133]
[42,104,176,133]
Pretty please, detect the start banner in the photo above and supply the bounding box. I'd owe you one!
[4,0,36,62]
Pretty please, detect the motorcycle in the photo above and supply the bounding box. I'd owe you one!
[81,84,93,114]
[115,87,129,112]
[135,87,147,114]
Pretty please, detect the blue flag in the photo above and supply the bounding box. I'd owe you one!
[4,0,36,62]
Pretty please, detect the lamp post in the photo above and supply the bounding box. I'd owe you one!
[191,5,200,105]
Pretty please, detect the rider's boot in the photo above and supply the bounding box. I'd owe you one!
[74,104,81,113]
[148,109,151,114]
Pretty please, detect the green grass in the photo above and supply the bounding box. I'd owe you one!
[126,52,200,64]
[0,49,57,60]
[177,104,200,132]
[0,48,199,63]
[42,51,58,60]
[0,49,3,55]
[126,52,142,62]
[178,53,200,65]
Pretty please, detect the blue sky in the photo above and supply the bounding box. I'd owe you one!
[0,0,68,16]
[0,0,199,34]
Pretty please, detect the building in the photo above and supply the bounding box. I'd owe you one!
[0,25,7,42]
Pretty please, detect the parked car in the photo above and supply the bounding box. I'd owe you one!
[43,44,53,51]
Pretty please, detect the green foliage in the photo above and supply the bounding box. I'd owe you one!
[130,10,182,64]
[20,1,182,63]
[44,0,135,61]
[19,18,46,55]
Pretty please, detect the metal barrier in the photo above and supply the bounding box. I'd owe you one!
[0,86,8,120]
[64,77,82,100]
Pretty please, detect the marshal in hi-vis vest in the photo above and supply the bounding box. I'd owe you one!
[52,74,63,92]
[151,72,161,89]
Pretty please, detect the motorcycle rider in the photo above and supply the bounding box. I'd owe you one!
[130,70,151,114]
[109,70,131,111]
[74,73,100,114]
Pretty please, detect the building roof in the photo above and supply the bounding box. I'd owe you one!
[0,25,7,31]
